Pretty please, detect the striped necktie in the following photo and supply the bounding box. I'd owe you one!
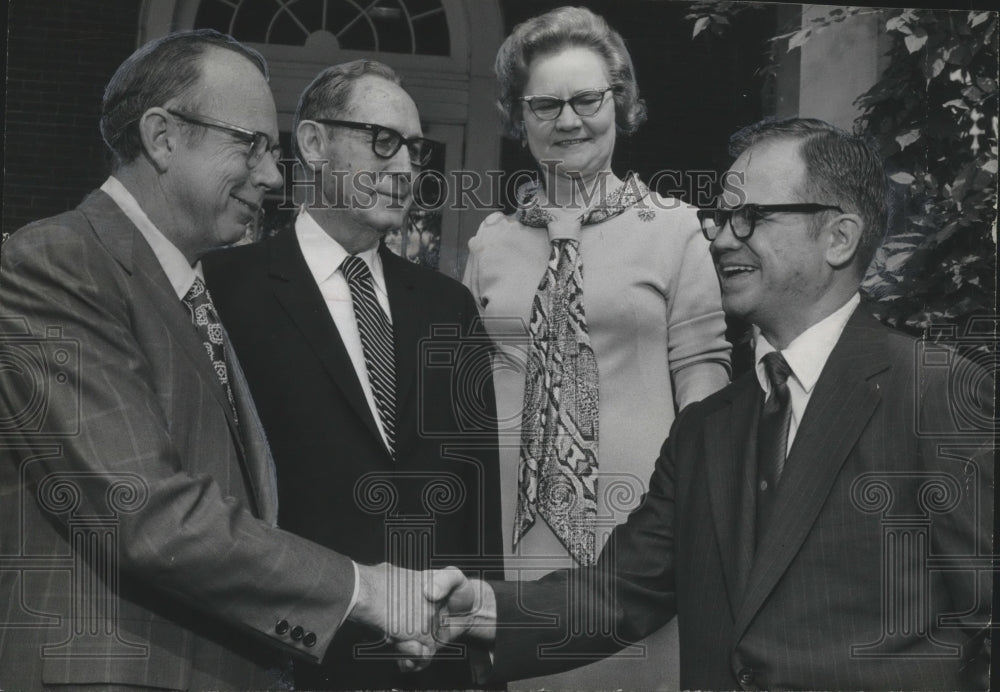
[341,255,396,457]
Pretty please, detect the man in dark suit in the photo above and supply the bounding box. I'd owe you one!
[426,118,994,690]
[203,59,503,690]
[0,31,459,690]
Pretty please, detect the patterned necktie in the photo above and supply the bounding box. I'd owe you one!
[182,276,238,425]
[341,255,396,457]
[514,222,600,566]
[756,350,793,534]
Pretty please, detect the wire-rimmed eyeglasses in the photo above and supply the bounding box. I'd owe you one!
[519,87,614,121]
[167,109,281,168]
[697,203,844,241]
[312,119,436,166]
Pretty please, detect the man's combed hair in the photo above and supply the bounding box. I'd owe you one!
[293,59,402,164]
[100,29,268,167]
[730,117,889,274]
[494,5,647,139]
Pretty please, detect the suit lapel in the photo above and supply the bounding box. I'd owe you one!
[225,338,279,525]
[267,229,386,449]
[705,374,760,614]
[80,192,245,449]
[79,192,274,519]
[380,244,421,445]
[732,309,889,643]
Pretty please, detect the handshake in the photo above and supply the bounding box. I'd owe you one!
[348,563,497,672]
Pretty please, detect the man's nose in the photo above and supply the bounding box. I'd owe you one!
[710,217,744,253]
[253,152,284,191]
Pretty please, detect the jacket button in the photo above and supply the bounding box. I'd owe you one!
[275,619,289,635]
[303,631,317,647]
[738,668,755,686]
[291,625,304,641]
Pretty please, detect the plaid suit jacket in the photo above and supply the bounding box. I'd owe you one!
[0,190,356,689]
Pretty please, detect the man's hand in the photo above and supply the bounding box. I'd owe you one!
[349,563,435,647]
[396,568,498,672]
[431,569,496,644]
[349,563,478,669]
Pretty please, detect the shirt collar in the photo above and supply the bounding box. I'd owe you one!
[754,293,861,395]
[295,209,386,290]
[101,176,200,299]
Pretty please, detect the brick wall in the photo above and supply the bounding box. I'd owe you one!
[3,0,140,235]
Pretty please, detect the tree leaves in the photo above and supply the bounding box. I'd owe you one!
[904,27,928,53]
[895,130,921,151]
[692,16,711,38]
[969,11,991,29]
[788,29,812,51]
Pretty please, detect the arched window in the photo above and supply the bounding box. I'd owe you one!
[194,0,450,56]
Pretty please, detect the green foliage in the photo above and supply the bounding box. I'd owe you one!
[686,3,998,335]
[856,9,996,333]
[687,1,765,39]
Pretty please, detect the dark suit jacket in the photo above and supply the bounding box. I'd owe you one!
[488,307,993,690]
[204,226,503,689]
[0,191,357,689]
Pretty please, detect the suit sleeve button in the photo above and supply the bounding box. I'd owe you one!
[303,631,317,647]
[275,619,290,635]
[291,625,304,641]
[737,668,755,686]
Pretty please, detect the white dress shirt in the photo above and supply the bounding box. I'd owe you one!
[754,293,861,455]
[101,177,202,296]
[295,209,395,453]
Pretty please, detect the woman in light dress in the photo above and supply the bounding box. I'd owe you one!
[462,6,732,690]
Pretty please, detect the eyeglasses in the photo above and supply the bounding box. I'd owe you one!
[519,87,614,121]
[697,203,844,241]
[167,109,281,168]
[312,119,436,166]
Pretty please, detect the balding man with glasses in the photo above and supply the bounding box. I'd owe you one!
[0,32,469,690]
[203,59,503,690]
[426,117,993,691]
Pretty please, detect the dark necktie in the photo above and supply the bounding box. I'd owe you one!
[182,276,239,425]
[514,224,600,567]
[341,255,396,457]
[756,350,793,535]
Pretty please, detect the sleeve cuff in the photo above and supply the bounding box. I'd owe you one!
[341,560,360,628]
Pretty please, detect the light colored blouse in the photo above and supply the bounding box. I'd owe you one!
[464,179,731,566]
[463,178,731,691]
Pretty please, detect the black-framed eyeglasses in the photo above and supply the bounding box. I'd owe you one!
[519,87,614,121]
[167,109,281,168]
[312,119,436,166]
[697,203,844,241]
